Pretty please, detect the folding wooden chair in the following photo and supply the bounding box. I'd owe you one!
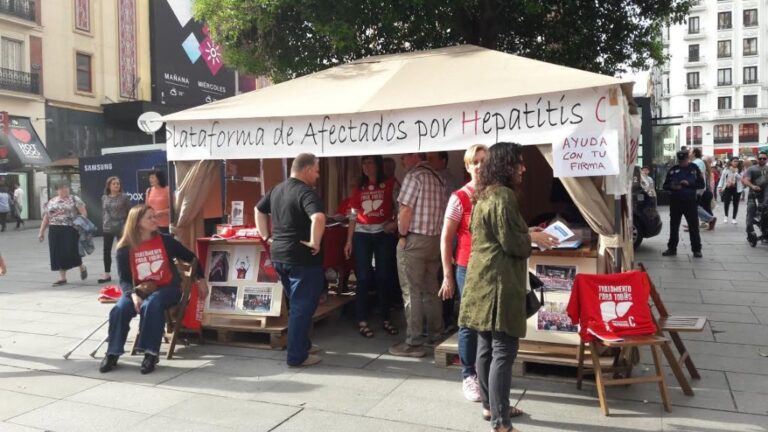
[131,258,202,359]
[638,263,707,382]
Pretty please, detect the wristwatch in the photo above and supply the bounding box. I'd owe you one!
[398,232,408,239]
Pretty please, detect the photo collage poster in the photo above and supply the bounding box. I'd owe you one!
[526,256,597,345]
[205,244,282,317]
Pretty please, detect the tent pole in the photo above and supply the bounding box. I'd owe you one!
[168,161,176,227]
[614,195,622,272]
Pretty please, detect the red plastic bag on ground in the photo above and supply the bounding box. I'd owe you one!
[182,282,203,330]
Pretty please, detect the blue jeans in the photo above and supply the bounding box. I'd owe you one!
[274,263,325,366]
[697,206,713,223]
[456,265,477,378]
[352,231,396,322]
[107,286,181,356]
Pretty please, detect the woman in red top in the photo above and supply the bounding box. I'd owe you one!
[344,155,400,338]
[145,170,171,234]
[439,144,487,402]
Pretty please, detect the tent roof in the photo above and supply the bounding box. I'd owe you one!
[162,45,629,122]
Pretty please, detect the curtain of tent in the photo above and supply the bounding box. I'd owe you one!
[173,160,220,250]
[536,145,632,273]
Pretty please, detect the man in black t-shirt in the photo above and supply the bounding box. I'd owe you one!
[256,153,326,367]
[743,150,768,236]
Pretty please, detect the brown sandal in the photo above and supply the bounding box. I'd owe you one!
[382,321,399,335]
[483,406,524,421]
[358,323,374,338]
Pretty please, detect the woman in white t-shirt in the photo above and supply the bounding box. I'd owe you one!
[718,157,743,224]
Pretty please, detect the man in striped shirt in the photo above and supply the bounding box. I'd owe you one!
[389,153,448,358]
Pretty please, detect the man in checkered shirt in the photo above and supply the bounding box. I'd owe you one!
[389,153,448,358]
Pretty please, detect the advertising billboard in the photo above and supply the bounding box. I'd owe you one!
[150,0,236,107]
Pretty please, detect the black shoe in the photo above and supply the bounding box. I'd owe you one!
[140,353,158,374]
[97,276,112,283]
[99,354,118,373]
[661,249,677,257]
[693,251,703,258]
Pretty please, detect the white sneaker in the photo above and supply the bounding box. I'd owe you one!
[462,375,482,402]
[732,219,737,225]
[723,217,728,223]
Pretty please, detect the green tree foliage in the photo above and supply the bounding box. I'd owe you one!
[194,0,691,82]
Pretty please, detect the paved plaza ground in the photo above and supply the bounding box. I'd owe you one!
[0,207,767,432]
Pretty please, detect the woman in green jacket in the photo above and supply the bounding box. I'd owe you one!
[459,142,558,432]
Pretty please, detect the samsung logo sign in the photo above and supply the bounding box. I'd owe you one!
[83,163,113,172]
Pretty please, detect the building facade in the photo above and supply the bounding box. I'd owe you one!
[652,0,768,157]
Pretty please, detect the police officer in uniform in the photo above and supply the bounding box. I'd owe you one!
[662,150,706,258]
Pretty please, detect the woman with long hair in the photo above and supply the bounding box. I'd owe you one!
[717,157,743,224]
[459,142,558,432]
[100,205,206,374]
[343,155,400,338]
[145,170,171,234]
[99,176,131,283]
[439,144,487,402]
[38,183,88,285]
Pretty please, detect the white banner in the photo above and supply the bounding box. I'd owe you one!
[165,86,624,178]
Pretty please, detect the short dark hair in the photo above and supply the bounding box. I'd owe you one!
[692,148,702,158]
[291,153,318,174]
[759,150,768,157]
[437,151,448,163]
[149,169,167,187]
[359,155,385,188]
[54,182,70,191]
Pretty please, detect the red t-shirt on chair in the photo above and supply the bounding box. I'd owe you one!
[566,270,657,342]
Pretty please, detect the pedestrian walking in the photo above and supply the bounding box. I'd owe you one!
[12,182,24,229]
[145,170,171,234]
[459,142,558,432]
[717,158,743,224]
[743,151,768,239]
[256,153,326,367]
[0,186,10,232]
[99,205,206,375]
[38,183,89,285]
[438,144,487,402]
[662,150,705,258]
[99,176,131,283]
[343,155,400,339]
[389,153,447,359]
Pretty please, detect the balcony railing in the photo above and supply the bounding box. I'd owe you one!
[0,0,35,21]
[684,55,707,66]
[0,67,40,94]
[686,108,768,121]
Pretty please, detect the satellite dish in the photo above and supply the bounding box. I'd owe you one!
[137,112,164,134]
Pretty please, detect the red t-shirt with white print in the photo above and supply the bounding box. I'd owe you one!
[566,271,656,342]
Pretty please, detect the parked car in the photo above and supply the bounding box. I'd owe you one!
[632,167,662,249]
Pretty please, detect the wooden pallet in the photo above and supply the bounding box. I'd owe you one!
[203,294,353,350]
[434,333,614,377]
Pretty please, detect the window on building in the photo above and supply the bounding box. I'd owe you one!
[688,44,699,62]
[744,9,758,27]
[744,66,758,84]
[717,40,732,58]
[690,99,701,112]
[688,17,700,34]
[687,72,700,89]
[739,123,759,143]
[76,52,92,93]
[714,124,734,144]
[717,68,732,86]
[718,12,732,29]
[666,77,670,93]
[743,38,758,56]
[686,126,703,145]
[744,95,758,108]
[0,37,24,71]
[718,96,732,110]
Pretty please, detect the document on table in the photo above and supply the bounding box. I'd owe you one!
[543,220,575,242]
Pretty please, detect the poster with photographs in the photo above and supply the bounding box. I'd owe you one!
[207,249,230,282]
[526,255,597,345]
[241,285,282,316]
[230,246,256,281]
[256,249,280,283]
[209,285,238,312]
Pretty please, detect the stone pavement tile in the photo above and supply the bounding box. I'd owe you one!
[661,405,767,432]
[194,354,296,378]
[156,394,300,431]
[721,262,768,272]
[0,422,45,432]
[731,281,768,294]
[661,277,733,291]
[746,255,768,264]
[727,372,768,395]
[8,400,148,432]
[649,268,696,279]
[660,261,725,270]
[0,389,55,421]
[690,254,752,263]
[67,381,195,415]
[677,321,715,342]
[691,354,768,376]
[126,415,236,432]
[364,352,461,380]
[0,366,102,398]
[694,270,767,282]
[751,307,768,325]
[654,289,703,305]
[159,369,285,400]
[733,392,768,416]
[181,343,286,361]
[74,355,212,386]
[683,340,765,360]
[702,291,768,307]
[710,322,768,346]
[273,408,453,432]
[663,302,759,324]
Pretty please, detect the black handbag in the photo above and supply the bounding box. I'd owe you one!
[526,272,545,318]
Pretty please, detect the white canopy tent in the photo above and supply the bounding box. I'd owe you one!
[162,45,640,271]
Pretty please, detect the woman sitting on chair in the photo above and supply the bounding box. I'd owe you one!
[100,204,207,375]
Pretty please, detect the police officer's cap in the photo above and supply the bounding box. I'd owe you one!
[676,150,689,161]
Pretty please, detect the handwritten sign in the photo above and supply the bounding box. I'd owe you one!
[165,87,623,167]
[553,130,620,178]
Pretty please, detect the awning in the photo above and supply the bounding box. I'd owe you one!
[0,116,52,170]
